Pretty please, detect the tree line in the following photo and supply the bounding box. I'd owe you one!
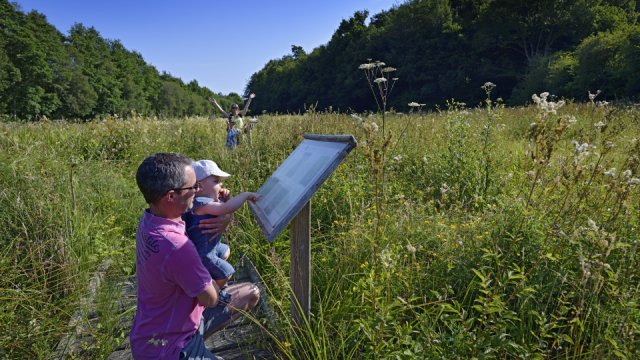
[0,1,244,121]
[244,0,640,112]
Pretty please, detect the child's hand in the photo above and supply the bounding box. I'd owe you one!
[220,188,231,199]
[246,193,262,204]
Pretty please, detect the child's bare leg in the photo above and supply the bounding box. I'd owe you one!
[222,248,230,261]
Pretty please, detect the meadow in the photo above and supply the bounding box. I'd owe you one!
[0,93,639,359]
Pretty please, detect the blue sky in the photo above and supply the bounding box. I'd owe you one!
[18,0,398,96]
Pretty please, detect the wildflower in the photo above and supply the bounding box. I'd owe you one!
[408,102,420,107]
[629,178,640,185]
[375,61,386,66]
[588,90,601,101]
[393,155,402,162]
[622,170,632,178]
[594,121,606,130]
[370,122,379,132]
[588,219,598,232]
[406,243,416,254]
[359,63,375,70]
[392,78,399,81]
[374,78,387,84]
[350,114,362,121]
[568,116,578,124]
[381,67,396,72]
[572,140,589,154]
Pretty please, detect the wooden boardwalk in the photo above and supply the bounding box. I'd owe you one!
[56,255,276,360]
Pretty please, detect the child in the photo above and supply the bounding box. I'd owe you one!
[182,160,261,289]
[225,118,239,149]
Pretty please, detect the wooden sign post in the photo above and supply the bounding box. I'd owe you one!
[249,134,357,325]
[290,200,311,324]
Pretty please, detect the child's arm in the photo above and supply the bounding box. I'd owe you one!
[193,192,261,216]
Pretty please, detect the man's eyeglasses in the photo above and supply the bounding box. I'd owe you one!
[171,183,201,192]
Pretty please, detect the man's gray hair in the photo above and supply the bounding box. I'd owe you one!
[136,153,193,204]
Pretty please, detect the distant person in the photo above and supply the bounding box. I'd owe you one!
[182,159,261,290]
[132,153,260,360]
[209,94,256,149]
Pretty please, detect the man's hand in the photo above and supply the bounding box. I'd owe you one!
[198,214,231,241]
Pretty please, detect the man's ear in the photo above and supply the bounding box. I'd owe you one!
[166,190,175,202]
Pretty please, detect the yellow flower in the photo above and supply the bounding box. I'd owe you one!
[283,342,291,347]
[322,258,326,262]
[361,263,366,268]
[450,225,456,229]
[484,232,489,234]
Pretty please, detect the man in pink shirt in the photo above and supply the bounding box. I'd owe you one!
[132,153,260,360]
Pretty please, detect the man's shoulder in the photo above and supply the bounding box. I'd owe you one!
[137,215,189,249]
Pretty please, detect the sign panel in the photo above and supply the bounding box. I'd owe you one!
[249,134,357,242]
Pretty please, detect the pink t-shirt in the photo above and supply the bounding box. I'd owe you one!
[130,210,212,360]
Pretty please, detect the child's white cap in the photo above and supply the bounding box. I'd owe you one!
[192,160,231,181]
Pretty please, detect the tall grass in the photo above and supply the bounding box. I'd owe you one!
[0,99,638,359]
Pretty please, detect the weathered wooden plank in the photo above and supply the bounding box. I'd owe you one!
[204,324,264,352]
[214,343,275,360]
[108,348,132,360]
[290,200,311,325]
[243,256,276,325]
[54,258,111,358]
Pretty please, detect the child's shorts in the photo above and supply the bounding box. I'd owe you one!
[199,242,235,280]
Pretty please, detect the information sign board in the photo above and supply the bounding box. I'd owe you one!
[249,134,357,242]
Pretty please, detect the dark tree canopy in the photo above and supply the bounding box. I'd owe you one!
[244,0,640,113]
[0,0,242,120]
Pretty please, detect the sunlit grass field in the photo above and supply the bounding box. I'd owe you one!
[1,97,639,359]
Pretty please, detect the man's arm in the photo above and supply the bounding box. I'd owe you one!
[196,282,220,308]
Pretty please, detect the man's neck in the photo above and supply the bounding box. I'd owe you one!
[149,204,182,223]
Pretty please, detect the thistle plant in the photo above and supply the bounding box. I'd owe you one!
[359,120,393,354]
[358,60,398,136]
